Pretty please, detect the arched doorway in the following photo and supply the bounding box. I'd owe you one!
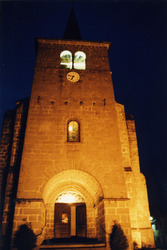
[54,191,86,238]
[43,170,104,240]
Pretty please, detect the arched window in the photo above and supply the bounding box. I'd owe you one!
[67,120,80,142]
[74,51,86,70]
[60,50,72,69]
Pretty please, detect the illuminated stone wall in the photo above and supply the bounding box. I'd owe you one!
[0,39,155,249]
[126,119,154,247]
[0,110,15,249]
[103,199,132,249]
[0,110,15,217]
[13,200,45,235]
[16,40,128,203]
[115,103,154,248]
[0,99,29,249]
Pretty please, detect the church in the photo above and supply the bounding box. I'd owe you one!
[0,9,155,250]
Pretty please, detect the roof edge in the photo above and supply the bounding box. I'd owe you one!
[36,38,111,49]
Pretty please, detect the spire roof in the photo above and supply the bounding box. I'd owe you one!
[63,8,82,40]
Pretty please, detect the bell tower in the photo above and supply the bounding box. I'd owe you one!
[1,8,155,250]
[16,36,123,239]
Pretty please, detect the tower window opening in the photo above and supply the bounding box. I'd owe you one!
[60,51,86,70]
[67,120,80,142]
[60,50,72,69]
[74,51,86,70]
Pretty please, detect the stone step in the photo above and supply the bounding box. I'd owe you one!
[39,243,106,250]
[40,248,106,250]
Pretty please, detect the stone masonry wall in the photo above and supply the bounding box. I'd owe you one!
[35,40,111,72]
[126,119,140,173]
[16,52,127,199]
[0,111,15,212]
[44,203,54,239]
[103,199,132,250]
[115,103,131,169]
[1,99,29,249]
[86,204,97,238]
[13,200,45,235]
[125,172,155,248]
[115,109,155,248]
[0,110,15,249]
[125,119,155,248]
[96,201,105,242]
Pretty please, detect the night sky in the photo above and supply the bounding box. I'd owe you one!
[0,0,167,210]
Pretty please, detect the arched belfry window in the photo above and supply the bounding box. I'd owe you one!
[60,50,72,69]
[67,120,80,142]
[74,51,86,70]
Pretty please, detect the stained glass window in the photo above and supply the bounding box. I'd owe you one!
[67,120,80,142]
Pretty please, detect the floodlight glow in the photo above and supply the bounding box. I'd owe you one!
[69,126,73,131]
[56,191,84,203]
[60,50,72,58]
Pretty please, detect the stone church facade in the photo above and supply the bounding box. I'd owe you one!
[0,14,154,250]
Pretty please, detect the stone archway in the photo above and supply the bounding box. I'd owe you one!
[42,170,104,239]
[43,170,103,205]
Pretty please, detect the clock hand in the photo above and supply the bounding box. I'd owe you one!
[71,75,74,80]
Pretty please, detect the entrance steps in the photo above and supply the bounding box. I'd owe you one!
[39,243,106,249]
[39,237,106,250]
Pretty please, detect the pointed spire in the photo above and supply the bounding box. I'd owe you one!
[63,8,82,40]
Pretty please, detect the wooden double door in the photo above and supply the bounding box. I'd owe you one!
[54,203,87,238]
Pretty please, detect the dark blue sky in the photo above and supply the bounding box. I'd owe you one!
[0,0,167,209]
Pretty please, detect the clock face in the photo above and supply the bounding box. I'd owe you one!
[67,72,80,82]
